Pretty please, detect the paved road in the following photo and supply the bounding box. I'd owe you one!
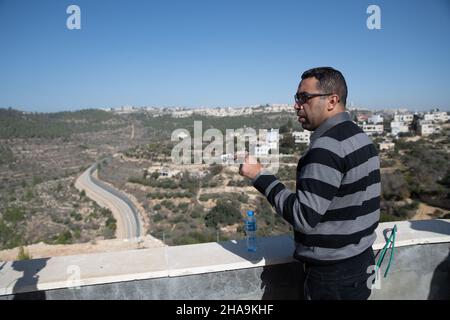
[75,164,142,239]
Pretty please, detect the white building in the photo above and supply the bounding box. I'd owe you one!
[419,120,440,136]
[435,112,448,123]
[368,114,384,124]
[394,114,414,124]
[362,124,384,136]
[266,129,279,149]
[172,110,194,118]
[292,131,311,144]
[424,111,448,123]
[113,105,139,114]
[390,121,409,136]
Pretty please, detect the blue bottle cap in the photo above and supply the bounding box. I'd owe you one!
[247,210,254,216]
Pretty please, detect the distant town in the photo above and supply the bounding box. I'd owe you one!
[102,104,449,150]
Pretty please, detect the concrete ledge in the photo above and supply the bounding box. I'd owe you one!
[1,219,449,297]
[374,220,450,249]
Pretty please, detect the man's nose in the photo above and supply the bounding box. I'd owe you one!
[294,102,303,110]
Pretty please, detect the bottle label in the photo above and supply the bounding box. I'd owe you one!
[246,221,256,232]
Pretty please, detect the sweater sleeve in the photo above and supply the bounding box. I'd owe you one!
[252,147,344,234]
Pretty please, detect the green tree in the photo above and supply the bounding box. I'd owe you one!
[382,171,410,201]
[54,231,73,244]
[204,199,242,228]
[438,170,450,188]
[279,134,296,154]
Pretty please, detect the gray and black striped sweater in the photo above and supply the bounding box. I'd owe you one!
[252,112,380,265]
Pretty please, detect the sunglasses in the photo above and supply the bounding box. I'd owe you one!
[294,92,334,105]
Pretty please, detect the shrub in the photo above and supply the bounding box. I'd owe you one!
[3,207,25,224]
[0,222,24,249]
[209,164,223,176]
[178,203,189,211]
[190,206,203,219]
[379,212,404,223]
[70,211,83,221]
[204,199,242,228]
[161,200,175,210]
[438,170,450,188]
[102,226,115,239]
[153,213,164,223]
[17,246,32,260]
[54,231,73,244]
[171,215,186,224]
[237,193,249,204]
[382,171,410,201]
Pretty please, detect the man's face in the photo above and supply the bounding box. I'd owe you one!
[294,77,328,131]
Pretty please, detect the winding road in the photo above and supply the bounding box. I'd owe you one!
[75,163,142,239]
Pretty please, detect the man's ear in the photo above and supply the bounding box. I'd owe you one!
[327,94,340,111]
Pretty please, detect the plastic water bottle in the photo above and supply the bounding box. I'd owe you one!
[245,210,257,252]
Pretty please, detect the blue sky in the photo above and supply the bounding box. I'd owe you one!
[0,0,449,112]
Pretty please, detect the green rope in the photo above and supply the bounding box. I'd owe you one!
[375,225,397,278]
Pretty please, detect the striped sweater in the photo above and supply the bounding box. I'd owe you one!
[253,112,380,265]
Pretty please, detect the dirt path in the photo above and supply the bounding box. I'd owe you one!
[130,123,135,140]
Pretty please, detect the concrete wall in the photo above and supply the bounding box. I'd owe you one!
[2,243,449,300]
[370,243,450,300]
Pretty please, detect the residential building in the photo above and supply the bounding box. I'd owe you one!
[292,131,311,144]
[368,114,384,124]
[419,120,440,136]
[362,124,384,136]
[394,114,414,124]
[424,111,448,123]
[390,121,409,136]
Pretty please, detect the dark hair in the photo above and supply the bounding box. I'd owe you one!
[301,67,348,107]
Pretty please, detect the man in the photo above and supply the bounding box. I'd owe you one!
[239,67,380,300]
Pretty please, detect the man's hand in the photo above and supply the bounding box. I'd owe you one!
[238,153,263,180]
